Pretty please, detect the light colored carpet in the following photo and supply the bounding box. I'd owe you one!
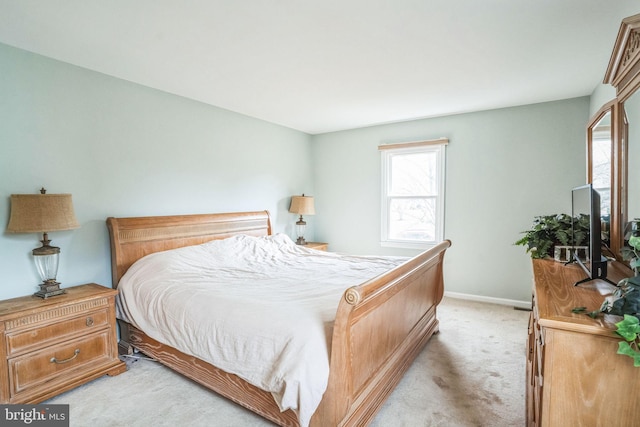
[46,297,530,426]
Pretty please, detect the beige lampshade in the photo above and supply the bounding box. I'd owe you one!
[7,194,80,233]
[289,195,315,215]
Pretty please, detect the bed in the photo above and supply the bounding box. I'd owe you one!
[107,210,450,426]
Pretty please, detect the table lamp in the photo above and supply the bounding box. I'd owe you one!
[6,188,80,298]
[288,194,315,245]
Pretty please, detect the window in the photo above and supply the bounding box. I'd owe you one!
[380,138,447,249]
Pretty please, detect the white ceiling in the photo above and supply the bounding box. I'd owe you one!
[0,1,638,134]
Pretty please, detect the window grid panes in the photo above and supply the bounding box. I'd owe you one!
[381,144,445,248]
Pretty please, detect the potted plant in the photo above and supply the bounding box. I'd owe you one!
[597,278,640,366]
[615,315,640,367]
[515,214,588,260]
[621,218,640,276]
[574,272,640,366]
[621,235,640,276]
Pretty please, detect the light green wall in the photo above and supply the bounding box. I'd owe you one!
[590,82,617,117]
[311,98,590,304]
[0,41,594,305]
[0,43,314,300]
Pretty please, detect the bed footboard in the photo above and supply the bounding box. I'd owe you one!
[312,240,451,427]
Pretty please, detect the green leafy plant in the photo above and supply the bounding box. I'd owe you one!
[571,306,600,318]
[571,262,640,367]
[615,314,640,367]
[621,235,640,275]
[515,214,588,259]
[600,277,640,318]
[590,277,640,367]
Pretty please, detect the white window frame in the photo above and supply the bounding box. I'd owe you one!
[380,138,447,249]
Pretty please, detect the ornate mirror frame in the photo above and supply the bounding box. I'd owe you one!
[599,13,640,260]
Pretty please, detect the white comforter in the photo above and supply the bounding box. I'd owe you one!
[116,233,406,426]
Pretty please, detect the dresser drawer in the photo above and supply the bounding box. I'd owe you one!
[6,310,109,357]
[9,330,113,398]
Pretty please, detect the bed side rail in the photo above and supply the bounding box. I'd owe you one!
[312,239,450,427]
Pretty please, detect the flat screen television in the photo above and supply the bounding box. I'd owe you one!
[571,184,613,286]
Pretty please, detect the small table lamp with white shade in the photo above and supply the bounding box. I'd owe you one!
[6,188,80,298]
[288,194,315,245]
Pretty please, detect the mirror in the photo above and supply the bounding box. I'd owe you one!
[624,93,640,245]
[588,107,613,247]
[599,13,640,262]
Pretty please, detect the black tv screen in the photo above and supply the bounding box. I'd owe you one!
[571,184,610,286]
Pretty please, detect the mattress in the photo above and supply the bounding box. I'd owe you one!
[116,233,407,426]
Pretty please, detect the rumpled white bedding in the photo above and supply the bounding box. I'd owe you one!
[116,233,407,426]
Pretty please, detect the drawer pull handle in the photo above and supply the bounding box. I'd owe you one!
[50,349,80,364]
[86,317,94,327]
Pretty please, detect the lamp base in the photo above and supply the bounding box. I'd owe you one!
[296,237,307,245]
[34,281,66,299]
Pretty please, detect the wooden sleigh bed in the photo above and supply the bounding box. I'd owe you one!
[106,210,450,426]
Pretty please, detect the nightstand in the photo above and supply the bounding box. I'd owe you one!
[0,283,126,404]
[304,242,329,251]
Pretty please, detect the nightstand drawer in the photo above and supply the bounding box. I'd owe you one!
[7,310,109,357]
[0,284,126,404]
[9,330,112,397]
[305,242,328,251]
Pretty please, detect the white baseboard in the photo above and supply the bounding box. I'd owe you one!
[444,291,531,310]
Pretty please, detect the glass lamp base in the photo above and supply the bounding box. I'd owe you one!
[295,218,307,245]
[34,281,66,299]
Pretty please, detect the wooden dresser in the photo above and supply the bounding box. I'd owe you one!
[527,259,640,426]
[0,283,126,403]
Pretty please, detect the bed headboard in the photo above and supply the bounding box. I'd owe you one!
[106,210,272,288]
